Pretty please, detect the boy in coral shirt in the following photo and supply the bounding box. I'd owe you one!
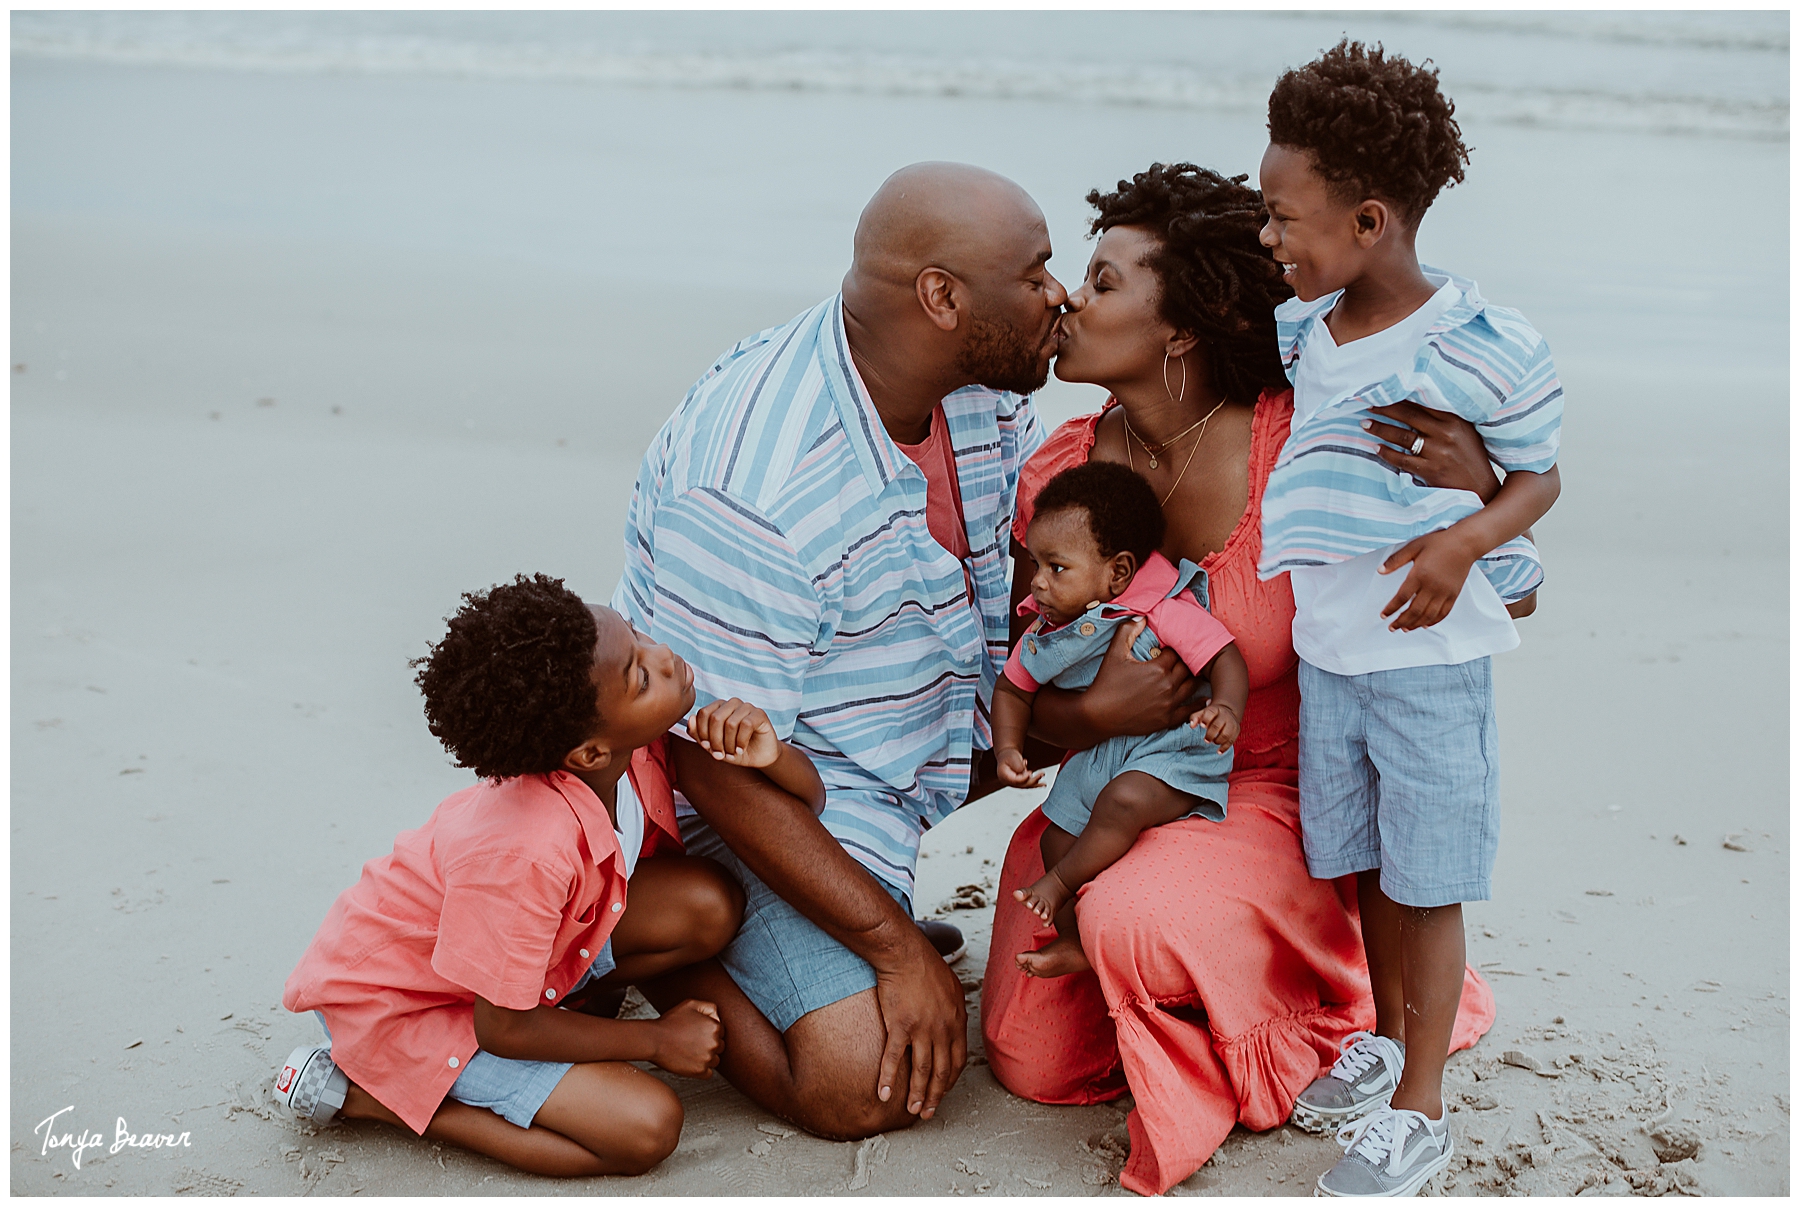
[277,574,822,1176]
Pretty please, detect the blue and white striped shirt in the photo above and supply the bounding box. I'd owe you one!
[1258,268,1562,603]
[612,296,1043,896]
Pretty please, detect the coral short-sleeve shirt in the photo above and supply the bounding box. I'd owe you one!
[283,743,680,1135]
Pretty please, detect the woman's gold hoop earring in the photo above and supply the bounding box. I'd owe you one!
[1163,351,1188,405]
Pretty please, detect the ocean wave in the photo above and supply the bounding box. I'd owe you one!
[1354,10,1788,54]
[12,14,1787,141]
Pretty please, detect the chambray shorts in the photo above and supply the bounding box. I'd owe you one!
[1297,657,1500,908]
[315,941,615,1131]
[680,815,910,1034]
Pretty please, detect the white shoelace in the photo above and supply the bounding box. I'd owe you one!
[1329,1030,1390,1080]
[1336,1110,1421,1174]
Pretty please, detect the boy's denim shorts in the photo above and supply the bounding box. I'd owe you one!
[315,941,614,1131]
[1297,657,1500,908]
[680,815,910,1034]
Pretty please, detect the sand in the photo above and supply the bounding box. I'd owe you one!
[12,46,1788,1197]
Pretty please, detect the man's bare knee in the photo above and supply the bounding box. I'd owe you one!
[786,1081,917,1142]
[778,989,920,1140]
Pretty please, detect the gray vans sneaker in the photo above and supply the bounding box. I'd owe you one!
[1315,1106,1452,1197]
[1291,1031,1404,1133]
[273,1045,349,1123]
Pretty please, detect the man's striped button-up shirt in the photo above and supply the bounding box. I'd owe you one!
[613,296,1043,896]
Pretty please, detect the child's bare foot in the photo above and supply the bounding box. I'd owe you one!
[1012,870,1073,925]
[1015,933,1092,979]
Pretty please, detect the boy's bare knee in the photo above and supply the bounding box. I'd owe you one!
[690,861,746,958]
[611,1085,683,1175]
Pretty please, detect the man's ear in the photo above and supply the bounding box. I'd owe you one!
[562,739,615,776]
[1109,551,1139,598]
[1352,199,1393,248]
[915,266,963,332]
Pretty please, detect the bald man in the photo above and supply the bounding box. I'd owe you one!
[612,164,1066,1137]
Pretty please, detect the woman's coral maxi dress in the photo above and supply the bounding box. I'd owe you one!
[980,392,1496,1195]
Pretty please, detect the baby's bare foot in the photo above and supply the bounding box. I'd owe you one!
[1012,871,1072,924]
[1015,934,1093,979]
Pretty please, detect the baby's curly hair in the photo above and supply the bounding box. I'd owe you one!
[1087,163,1292,406]
[1267,39,1471,226]
[411,573,601,781]
[1032,461,1166,566]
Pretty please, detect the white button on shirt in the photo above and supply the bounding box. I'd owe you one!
[579,948,590,960]
[544,988,556,1000]
[447,1056,459,1069]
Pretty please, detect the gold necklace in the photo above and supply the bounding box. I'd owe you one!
[1122,409,1210,470]
[1125,397,1227,507]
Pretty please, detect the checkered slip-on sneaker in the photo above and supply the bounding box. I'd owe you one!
[273,1045,349,1123]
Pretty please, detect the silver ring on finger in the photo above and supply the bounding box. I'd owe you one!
[1408,434,1425,456]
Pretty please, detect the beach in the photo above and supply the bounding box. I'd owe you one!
[10,12,1788,1196]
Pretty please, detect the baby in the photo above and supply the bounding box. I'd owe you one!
[992,461,1248,978]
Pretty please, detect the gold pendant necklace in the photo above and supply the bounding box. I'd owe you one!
[1125,397,1227,506]
[1123,410,1210,470]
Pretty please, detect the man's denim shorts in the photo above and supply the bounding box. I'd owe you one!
[315,941,614,1131]
[680,815,910,1034]
[1297,657,1500,908]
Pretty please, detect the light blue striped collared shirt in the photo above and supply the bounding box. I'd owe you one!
[1259,268,1562,603]
[612,296,1043,896]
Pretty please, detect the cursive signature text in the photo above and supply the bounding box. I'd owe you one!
[34,1106,191,1170]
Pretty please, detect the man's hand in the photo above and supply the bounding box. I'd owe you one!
[994,746,1044,788]
[669,739,968,1117]
[1379,528,1482,631]
[871,927,968,1120]
[687,697,781,767]
[649,999,725,1078]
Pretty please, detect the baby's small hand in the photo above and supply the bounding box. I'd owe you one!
[995,747,1044,789]
[1188,700,1241,751]
[687,698,780,768]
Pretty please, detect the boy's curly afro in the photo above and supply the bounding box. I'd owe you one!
[411,573,601,781]
[1267,39,1471,225]
[1086,163,1292,406]
[1032,461,1166,566]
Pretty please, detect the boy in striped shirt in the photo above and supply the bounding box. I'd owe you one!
[1256,41,1563,1196]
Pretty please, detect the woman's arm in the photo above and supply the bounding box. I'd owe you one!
[1004,539,1197,753]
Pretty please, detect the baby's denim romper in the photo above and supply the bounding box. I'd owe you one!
[1021,558,1234,836]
